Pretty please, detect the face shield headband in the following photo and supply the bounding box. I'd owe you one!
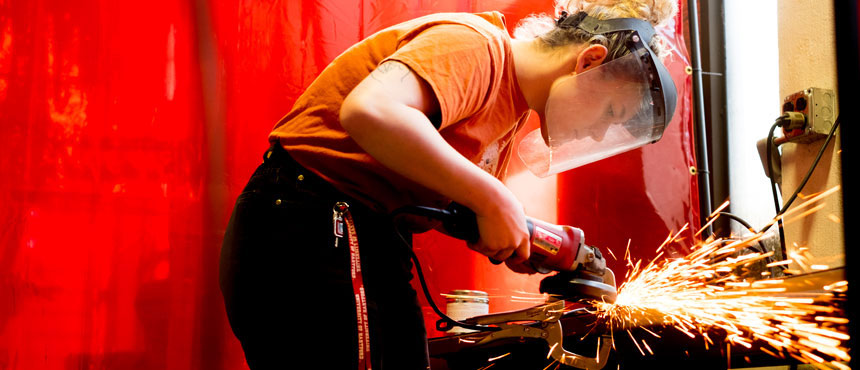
[517,12,678,177]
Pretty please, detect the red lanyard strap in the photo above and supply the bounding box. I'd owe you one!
[335,202,372,370]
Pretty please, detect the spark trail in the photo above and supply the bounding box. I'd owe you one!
[589,190,849,369]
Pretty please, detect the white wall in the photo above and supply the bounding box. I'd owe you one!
[724,0,844,268]
[776,0,843,268]
[724,0,782,233]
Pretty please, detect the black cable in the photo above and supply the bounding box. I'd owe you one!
[777,116,841,215]
[767,117,785,215]
[758,114,841,275]
[717,211,755,231]
[713,212,777,266]
[761,115,841,233]
[765,117,789,265]
[391,222,500,333]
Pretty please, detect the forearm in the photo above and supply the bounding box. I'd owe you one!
[339,60,529,262]
[340,93,506,214]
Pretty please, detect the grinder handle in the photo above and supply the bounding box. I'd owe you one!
[392,203,532,264]
[439,203,479,244]
[442,203,534,265]
[487,219,535,265]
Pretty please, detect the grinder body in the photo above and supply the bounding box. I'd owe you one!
[526,218,585,273]
[439,203,617,303]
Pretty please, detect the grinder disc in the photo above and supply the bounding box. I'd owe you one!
[539,272,617,304]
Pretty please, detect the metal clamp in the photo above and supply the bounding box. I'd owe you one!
[461,300,612,370]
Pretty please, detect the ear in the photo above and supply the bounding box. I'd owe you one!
[574,44,608,73]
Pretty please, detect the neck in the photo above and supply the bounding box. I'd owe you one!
[511,39,579,114]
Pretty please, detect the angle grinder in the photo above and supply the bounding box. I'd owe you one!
[396,203,617,303]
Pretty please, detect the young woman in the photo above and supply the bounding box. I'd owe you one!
[219,0,678,368]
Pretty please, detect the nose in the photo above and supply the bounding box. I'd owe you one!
[586,122,612,141]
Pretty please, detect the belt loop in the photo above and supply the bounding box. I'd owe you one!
[263,142,355,204]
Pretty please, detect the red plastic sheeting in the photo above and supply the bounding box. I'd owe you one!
[0,1,698,369]
[0,1,216,369]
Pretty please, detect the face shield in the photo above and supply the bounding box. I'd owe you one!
[518,14,677,177]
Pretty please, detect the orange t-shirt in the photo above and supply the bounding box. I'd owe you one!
[270,11,530,213]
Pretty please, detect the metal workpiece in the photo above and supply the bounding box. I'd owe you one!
[431,268,847,369]
[433,300,612,370]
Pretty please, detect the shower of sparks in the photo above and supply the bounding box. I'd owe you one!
[542,360,562,370]
[441,291,549,304]
[510,290,552,304]
[487,352,511,362]
[588,187,849,368]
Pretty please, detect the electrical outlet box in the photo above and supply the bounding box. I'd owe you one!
[781,87,837,143]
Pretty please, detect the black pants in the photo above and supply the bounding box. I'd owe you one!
[219,143,430,369]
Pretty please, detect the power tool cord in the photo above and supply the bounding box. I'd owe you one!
[762,115,841,234]
[710,211,778,266]
[760,114,840,268]
[766,115,790,260]
[776,115,841,216]
[389,207,500,333]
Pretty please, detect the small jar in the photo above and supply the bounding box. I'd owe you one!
[445,290,489,334]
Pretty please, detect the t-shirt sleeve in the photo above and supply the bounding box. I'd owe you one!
[382,24,497,130]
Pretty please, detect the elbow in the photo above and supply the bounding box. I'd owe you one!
[339,89,382,135]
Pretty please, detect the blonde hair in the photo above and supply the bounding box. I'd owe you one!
[513,0,679,59]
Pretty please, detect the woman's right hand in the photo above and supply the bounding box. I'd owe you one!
[465,186,531,266]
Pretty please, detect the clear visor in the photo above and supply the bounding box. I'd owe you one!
[518,52,663,177]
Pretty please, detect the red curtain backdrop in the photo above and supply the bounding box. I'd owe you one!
[0,1,698,369]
